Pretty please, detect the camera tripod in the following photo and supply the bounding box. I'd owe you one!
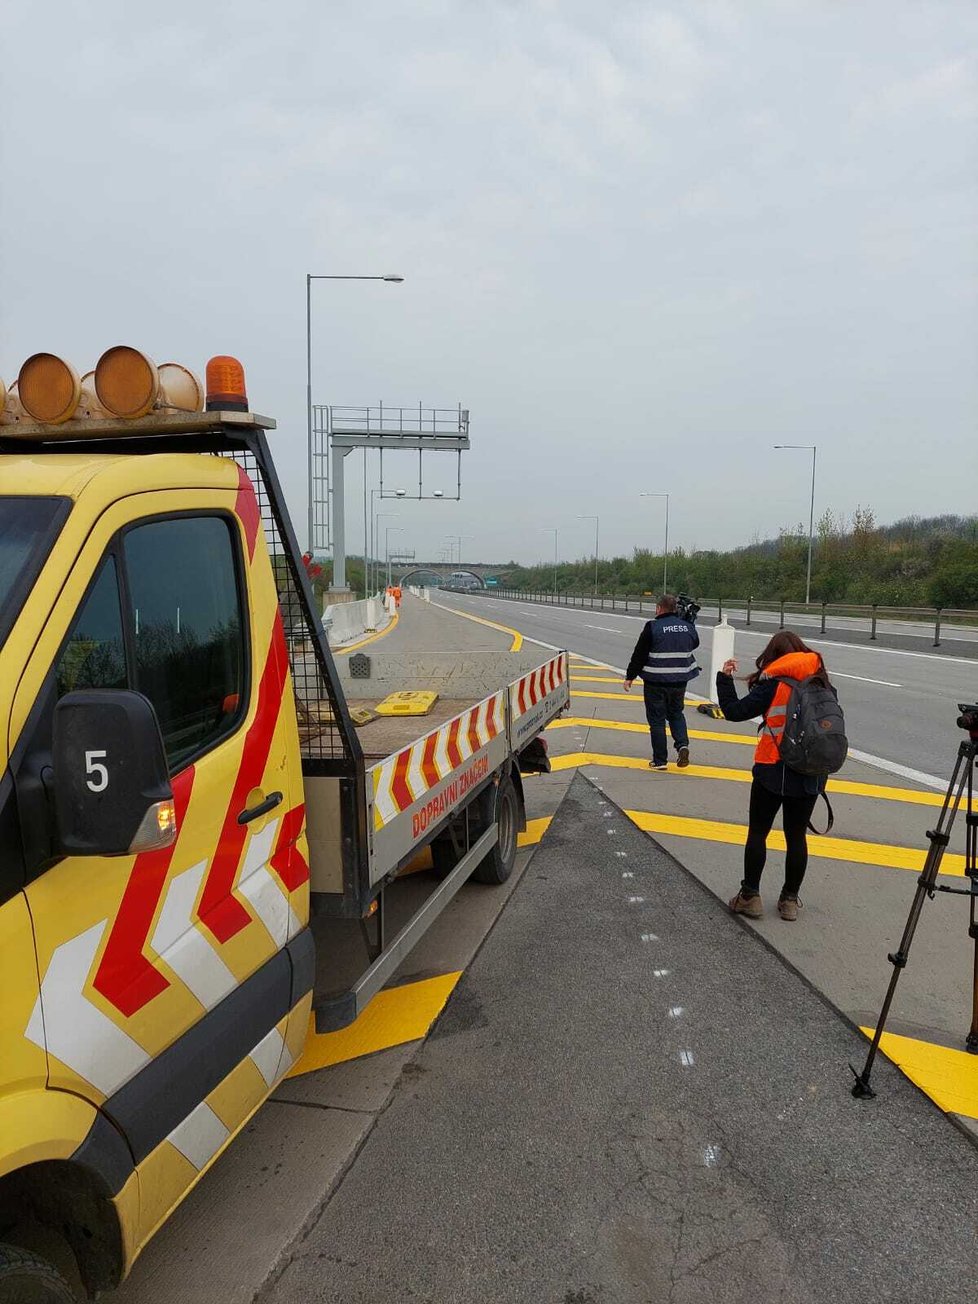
[851,710,978,1099]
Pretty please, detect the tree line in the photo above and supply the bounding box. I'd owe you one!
[495,510,978,610]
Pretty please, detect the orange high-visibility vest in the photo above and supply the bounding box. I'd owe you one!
[754,650,824,765]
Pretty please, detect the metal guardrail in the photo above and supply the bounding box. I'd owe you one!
[479,589,978,649]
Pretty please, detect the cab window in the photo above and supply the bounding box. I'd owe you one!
[124,516,247,771]
[56,557,127,696]
[54,515,247,774]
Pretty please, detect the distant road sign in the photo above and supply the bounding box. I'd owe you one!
[485,577,499,586]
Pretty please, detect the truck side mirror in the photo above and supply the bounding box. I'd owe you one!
[53,690,176,856]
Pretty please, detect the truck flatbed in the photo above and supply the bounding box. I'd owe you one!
[350,699,485,761]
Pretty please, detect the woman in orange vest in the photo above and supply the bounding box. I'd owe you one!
[715,631,831,922]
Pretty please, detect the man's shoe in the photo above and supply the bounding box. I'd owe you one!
[778,896,802,922]
[649,761,668,770]
[729,891,763,919]
[676,745,690,768]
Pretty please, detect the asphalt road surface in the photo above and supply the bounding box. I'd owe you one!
[269,776,978,1304]
[438,590,977,782]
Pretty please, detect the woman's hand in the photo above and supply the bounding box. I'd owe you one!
[721,659,738,676]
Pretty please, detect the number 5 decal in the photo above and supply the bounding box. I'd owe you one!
[85,749,109,793]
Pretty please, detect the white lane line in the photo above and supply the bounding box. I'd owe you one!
[668,1006,684,1019]
[716,623,978,668]
[680,1049,695,1067]
[449,597,947,787]
[832,672,901,687]
[847,750,945,791]
[455,594,978,667]
[584,624,627,634]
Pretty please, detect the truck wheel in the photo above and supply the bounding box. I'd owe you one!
[0,1244,79,1304]
[473,778,519,886]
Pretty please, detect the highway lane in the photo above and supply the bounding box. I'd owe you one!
[475,592,978,655]
[435,590,978,782]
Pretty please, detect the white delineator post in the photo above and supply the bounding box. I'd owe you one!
[709,617,736,697]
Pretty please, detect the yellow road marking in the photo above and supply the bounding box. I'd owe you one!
[549,752,953,808]
[625,809,966,876]
[571,675,626,684]
[549,717,756,747]
[519,817,552,847]
[429,601,523,651]
[572,690,699,706]
[860,1027,978,1120]
[336,610,400,655]
[290,820,553,1073]
[288,808,554,1077]
[290,972,462,1076]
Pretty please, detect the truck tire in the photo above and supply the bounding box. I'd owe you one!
[0,1244,79,1304]
[472,777,519,886]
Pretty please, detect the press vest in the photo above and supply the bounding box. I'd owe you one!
[754,650,823,765]
[641,616,699,685]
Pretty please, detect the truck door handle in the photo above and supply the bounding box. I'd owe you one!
[237,791,284,825]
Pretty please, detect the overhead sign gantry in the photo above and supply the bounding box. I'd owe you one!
[312,402,470,592]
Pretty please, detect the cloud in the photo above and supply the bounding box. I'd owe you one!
[0,1,975,560]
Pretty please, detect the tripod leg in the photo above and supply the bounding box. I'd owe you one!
[851,745,972,1098]
[966,901,978,1053]
[965,762,978,1053]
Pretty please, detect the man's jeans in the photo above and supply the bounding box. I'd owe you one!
[642,682,689,766]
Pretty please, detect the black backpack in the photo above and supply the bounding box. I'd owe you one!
[769,674,848,776]
[767,674,848,834]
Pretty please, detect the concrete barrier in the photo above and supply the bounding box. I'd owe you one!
[323,594,389,647]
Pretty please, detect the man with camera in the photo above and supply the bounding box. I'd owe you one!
[624,594,700,770]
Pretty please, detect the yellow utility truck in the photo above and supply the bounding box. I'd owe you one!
[0,348,568,1301]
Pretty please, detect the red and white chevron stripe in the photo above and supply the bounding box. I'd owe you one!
[372,691,506,828]
[511,654,567,721]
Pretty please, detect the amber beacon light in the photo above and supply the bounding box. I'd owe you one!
[18,353,81,423]
[95,345,160,419]
[205,356,248,411]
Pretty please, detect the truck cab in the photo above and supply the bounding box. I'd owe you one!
[0,435,314,1298]
[0,347,568,1301]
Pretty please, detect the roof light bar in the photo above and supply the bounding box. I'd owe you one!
[0,347,231,429]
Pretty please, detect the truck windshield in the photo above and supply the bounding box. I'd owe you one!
[0,496,70,651]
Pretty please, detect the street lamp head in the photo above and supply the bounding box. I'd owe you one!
[433,490,444,498]
[382,274,405,282]
[395,488,407,498]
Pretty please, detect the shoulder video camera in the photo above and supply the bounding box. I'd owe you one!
[676,594,700,623]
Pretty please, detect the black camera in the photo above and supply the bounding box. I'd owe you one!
[957,704,978,737]
[676,594,700,623]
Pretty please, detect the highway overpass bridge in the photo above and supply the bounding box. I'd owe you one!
[395,562,511,588]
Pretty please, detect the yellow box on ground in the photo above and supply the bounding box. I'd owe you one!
[375,690,439,717]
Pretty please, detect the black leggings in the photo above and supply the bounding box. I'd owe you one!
[743,780,818,898]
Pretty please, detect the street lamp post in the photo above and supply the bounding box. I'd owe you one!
[578,515,599,596]
[370,490,408,593]
[305,272,404,556]
[385,526,405,588]
[540,528,558,595]
[774,444,817,605]
[444,535,473,569]
[639,493,670,593]
[375,513,399,591]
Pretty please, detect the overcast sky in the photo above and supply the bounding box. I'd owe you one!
[2,1,975,567]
